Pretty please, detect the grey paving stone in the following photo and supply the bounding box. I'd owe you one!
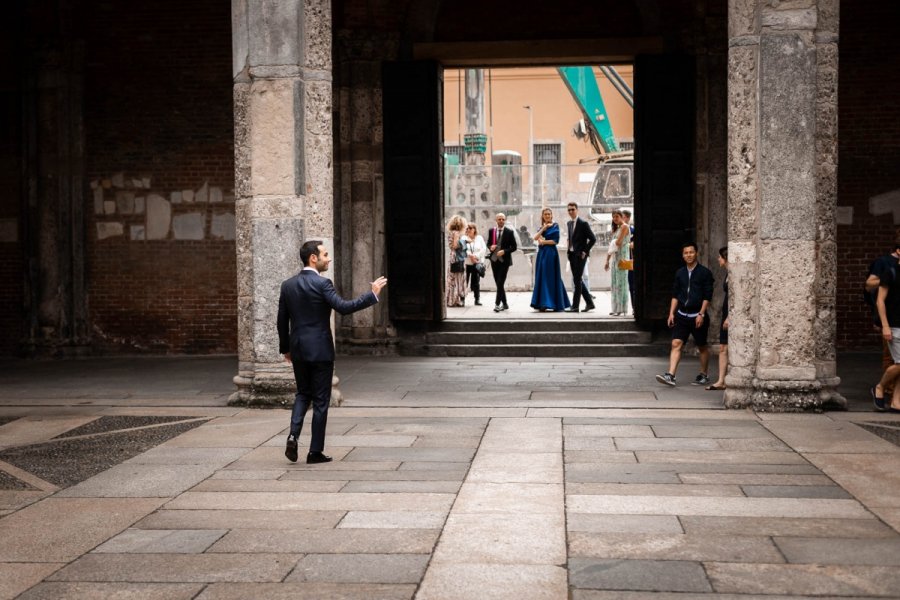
[742,485,852,499]
[566,483,744,497]
[191,479,346,493]
[565,424,655,438]
[467,452,562,483]
[340,480,461,493]
[679,473,833,486]
[345,421,487,438]
[453,483,563,514]
[286,553,428,584]
[565,463,822,485]
[17,582,205,600]
[397,462,470,472]
[569,532,783,563]
[135,509,345,530]
[338,511,447,529]
[564,437,618,451]
[416,563,567,600]
[706,562,900,596]
[165,491,455,512]
[56,464,219,498]
[343,448,475,463]
[196,582,417,600]
[568,558,712,592]
[775,537,900,566]
[208,528,439,554]
[567,495,870,519]
[47,553,297,583]
[570,592,884,600]
[122,446,247,466]
[412,436,481,448]
[567,514,683,534]
[275,461,400,472]
[651,424,774,439]
[763,420,900,454]
[680,516,896,538]
[280,469,466,482]
[565,451,638,464]
[0,563,66,600]
[805,453,900,508]
[92,528,226,553]
[432,512,566,564]
[210,469,286,480]
[634,451,808,465]
[0,497,165,562]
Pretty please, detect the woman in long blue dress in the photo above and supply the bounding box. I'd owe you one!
[530,208,571,312]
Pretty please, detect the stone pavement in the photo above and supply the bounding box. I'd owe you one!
[1,354,899,599]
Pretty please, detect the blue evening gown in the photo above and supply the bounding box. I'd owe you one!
[530,223,571,311]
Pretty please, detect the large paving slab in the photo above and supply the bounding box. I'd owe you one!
[196,582,416,599]
[16,582,205,600]
[0,563,65,600]
[0,497,166,562]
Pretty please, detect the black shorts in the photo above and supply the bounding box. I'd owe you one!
[719,325,728,345]
[672,312,710,346]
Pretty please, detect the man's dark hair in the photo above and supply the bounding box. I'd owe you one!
[682,241,698,253]
[300,240,324,266]
[567,202,578,209]
[719,245,728,260]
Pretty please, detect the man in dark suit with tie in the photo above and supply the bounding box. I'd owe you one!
[565,202,597,312]
[278,240,388,464]
[488,212,518,312]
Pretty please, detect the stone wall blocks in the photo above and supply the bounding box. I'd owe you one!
[758,240,816,367]
[145,194,171,240]
[728,0,760,38]
[96,222,124,240]
[816,0,839,35]
[305,0,332,71]
[245,196,306,220]
[249,78,296,197]
[172,213,205,240]
[233,83,252,199]
[231,0,250,79]
[760,8,817,31]
[247,0,304,68]
[305,81,333,137]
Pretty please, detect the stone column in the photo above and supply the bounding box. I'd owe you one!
[725,0,844,410]
[230,0,336,406]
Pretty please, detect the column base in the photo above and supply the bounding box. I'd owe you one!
[724,376,846,412]
[228,362,344,408]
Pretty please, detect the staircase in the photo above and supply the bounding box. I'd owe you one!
[405,318,667,357]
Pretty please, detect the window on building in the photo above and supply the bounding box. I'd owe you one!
[603,167,632,200]
[443,144,464,164]
[532,143,561,204]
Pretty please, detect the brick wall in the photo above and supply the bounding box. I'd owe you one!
[837,1,900,348]
[84,0,237,353]
[0,9,24,356]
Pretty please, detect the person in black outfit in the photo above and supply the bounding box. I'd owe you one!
[866,235,900,408]
[278,240,387,463]
[873,247,900,413]
[656,242,715,387]
[564,202,597,313]
[488,213,517,312]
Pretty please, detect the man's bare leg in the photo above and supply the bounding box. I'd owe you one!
[876,363,900,399]
[698,345,710,377]
[668,339,684,376]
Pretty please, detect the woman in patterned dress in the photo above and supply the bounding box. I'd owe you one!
[446,215,468,307]
[605,210,631,316]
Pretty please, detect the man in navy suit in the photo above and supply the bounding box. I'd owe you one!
[278,240,388,464]
[565,202,597,312]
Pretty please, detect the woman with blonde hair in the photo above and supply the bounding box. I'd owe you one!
[604,209,631,316]
[446,215,468,307]
[530,208,571,311]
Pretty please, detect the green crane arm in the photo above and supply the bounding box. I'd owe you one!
[557,66,619,154]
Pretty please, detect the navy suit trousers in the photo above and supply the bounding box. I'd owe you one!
[290,360,334,452]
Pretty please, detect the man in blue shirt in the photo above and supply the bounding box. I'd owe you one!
[656,242,715,387]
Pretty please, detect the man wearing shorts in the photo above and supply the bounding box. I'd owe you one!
[656,242,714,387]
[873,260,900,412]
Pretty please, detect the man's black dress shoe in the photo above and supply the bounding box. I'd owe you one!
[285,435,298,463]
[493,305,502,312]
[582,304,595,312]
[564,307,579,312]
[502,304,510,311]
[474,301,482,306]
[306,452,333,464]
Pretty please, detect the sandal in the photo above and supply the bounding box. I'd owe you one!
[705,385,726,391]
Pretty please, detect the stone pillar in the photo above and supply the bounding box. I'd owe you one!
[230,0,337,406]
[725,0,844,410]
[333,33,398,355]
[22,0,88,357]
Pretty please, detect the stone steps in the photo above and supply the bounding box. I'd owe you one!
[404,318,667,357]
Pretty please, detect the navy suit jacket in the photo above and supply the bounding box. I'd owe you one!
[277,270,377,362]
